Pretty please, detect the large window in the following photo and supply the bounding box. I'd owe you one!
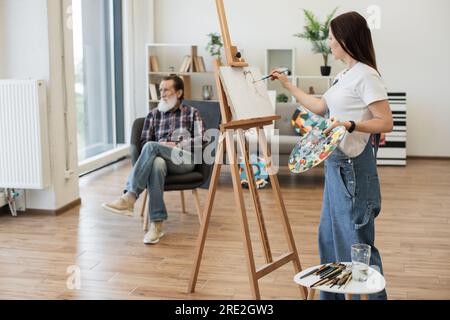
[73,0,126,171]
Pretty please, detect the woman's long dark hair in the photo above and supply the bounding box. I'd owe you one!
[330,11,378,73]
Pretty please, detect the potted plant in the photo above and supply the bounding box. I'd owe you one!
[276,93,289,103]
[206,32,223,62]
[294,7,338,76]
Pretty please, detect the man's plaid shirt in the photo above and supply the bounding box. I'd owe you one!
[140,104,205,151]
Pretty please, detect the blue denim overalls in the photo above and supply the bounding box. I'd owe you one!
[318,136,388,300]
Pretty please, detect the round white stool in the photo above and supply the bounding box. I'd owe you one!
[294,263,386,300]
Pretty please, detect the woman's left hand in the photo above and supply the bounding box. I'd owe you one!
[323,117,349,136]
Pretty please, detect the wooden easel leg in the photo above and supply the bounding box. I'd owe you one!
[188,134,225,293]
[257,128,307,299]
[225,129,261,300]
[236,129,273,264]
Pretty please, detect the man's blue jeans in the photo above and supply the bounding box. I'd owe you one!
[125,142,195,222]
[318,140,388,300]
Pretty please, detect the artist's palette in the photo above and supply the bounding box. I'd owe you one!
[288,108,347,174]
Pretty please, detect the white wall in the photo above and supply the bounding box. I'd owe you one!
[0,0,80,210]
[153,0,450,157]
[0,2,7,75]
[0,0,50,78]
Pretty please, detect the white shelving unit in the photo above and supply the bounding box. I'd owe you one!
[265,48,337,102]
[146,43,218,110]
[295,75,334,97]
[265,48,296,103]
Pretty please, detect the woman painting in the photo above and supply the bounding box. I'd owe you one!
[272,11,392,300]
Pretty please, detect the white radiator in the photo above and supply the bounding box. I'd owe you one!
[0,190,6,207]
[0,80,51,189]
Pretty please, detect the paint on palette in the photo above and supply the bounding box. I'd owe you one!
[289,106,347,174]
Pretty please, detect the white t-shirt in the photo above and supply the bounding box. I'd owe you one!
[323,62,388,157]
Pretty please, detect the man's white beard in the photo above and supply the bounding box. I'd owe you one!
[158,95,178,113]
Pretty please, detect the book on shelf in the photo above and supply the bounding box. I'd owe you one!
[186,56,193,72]
[149,83,158,101]
[149,56,160,72]
[193,56,200,72]
[199,56,206,72]
[178,55,207,73]
[179,55,193,73]
[156,84,161,100]
[193,56,206,72]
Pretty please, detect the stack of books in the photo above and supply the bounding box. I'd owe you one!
[179,55,206,73]
[149,83,160,101]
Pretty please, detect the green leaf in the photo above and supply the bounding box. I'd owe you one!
[293,7,338,65]
[205,32,223,58]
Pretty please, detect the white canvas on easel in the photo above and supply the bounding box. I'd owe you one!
[219,66,276,143]
[219,66,275,120]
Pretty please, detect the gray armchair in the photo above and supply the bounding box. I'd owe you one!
[130,100,221,230]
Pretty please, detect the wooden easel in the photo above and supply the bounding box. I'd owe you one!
[188,0,307,300]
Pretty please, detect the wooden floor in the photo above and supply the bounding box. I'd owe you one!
[1,158,449,300]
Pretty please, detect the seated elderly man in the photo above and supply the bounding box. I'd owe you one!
[103,75,205,245]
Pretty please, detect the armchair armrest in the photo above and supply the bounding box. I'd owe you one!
[130,118,146,165]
